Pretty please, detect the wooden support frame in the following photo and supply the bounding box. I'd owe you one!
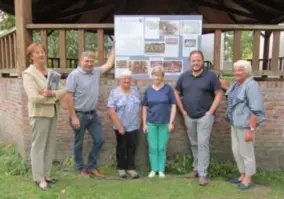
[252,31,260,71]
[233,30,241,62]
[14,0,32,76]
[271,31,280,71]
[214,30,221,71]
[97,29,105,65]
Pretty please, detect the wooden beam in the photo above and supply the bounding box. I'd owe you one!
[40,30,48,67]
[233,30,241,62]
[214,30,221,70]
[59,30,67,69]
[271,31,280,72]
[26,24,114,29]
[13,33,17,69]
[0,39,4,69]
[25,23,284,31]
[191,0,256,19]
[97,29,105,66]
[252,31,260,71]
[14,0,32,76]
[78,30,85,57]
[4,38,8,68]
[262,31,271,70]
[8,35,13,68]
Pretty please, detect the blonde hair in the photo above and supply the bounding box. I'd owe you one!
[151,66,165,77]
[26,43,46,63]
[234,60,252,75]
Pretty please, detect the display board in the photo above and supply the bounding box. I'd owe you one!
[114,15,203,79]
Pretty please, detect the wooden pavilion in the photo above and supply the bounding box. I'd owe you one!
[0,0,284,168]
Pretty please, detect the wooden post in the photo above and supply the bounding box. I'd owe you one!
[262,31,271,70]
[78,30,85,57]
[252,31,260,71]
[271,31,280,72]
[59,30,66,69]
[14,0,32,76]
[233,30,241,62]
[213,30,221,71]
[97,29,105,66]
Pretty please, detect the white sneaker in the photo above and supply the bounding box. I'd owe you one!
[158,172,165,178]
[148,171,156,178]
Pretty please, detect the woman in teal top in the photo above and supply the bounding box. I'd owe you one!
[142,66,177,178]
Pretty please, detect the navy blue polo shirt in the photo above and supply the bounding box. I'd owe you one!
[175,70,221,118]
[142,84,176,124]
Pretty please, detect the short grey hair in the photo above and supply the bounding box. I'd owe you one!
[233,60,252,75]
[119,69,132,78]
[79,51,95,60]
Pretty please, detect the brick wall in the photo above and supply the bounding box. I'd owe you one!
[0,77,283,169]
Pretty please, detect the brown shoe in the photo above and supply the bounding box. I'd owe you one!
[199,176,209,186]
[87,169,105,178]
[185,171,198,179]
[80,171,90,177]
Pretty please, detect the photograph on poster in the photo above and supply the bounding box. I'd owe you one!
[145,42,165,54]
[163,60,183,74]
[159,20,180,36]
[150,60,164,68]
[182,35,198,57]
[164,36,179,57]
[184,38,196,47]
[181,20,202,35]
[115,57,129,68]
[145,17,160,39]
[129,60,149,74]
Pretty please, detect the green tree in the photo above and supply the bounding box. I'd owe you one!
[224,31,253,61]
[0,10,105,68]
[0,10,15,30]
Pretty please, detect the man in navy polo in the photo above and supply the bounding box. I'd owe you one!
[174,50,223,186]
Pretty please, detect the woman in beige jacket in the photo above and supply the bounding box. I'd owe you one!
[23,43,66,191]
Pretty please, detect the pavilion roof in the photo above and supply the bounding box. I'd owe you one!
[1,0,284,27]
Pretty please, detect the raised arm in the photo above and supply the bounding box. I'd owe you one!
[101,43,115,73]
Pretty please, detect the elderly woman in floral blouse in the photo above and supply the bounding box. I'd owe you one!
[107,70,141,179]
[226,60,265,190]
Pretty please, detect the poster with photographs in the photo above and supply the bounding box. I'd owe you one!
[114,15,202,79]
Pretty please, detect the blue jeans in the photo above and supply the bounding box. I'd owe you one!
[69,110,104,171]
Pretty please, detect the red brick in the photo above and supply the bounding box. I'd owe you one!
[0,77,283,169]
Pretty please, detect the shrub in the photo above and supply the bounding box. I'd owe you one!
[166,153,239,178]
[0,144,30,175]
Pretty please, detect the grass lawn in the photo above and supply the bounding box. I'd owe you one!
[1,165,284,199]
[0,144,283,199]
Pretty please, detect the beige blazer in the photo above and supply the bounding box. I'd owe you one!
[23,64,67,118]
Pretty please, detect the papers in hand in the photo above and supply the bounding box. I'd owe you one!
[46,70,61,90]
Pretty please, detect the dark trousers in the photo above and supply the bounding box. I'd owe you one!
[115,129,138,170]
[70,111,104,172]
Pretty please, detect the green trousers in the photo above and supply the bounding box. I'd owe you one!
[147,122,169,172]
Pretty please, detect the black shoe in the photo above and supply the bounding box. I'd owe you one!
[45,178,58,184]
[35,181,49,191]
